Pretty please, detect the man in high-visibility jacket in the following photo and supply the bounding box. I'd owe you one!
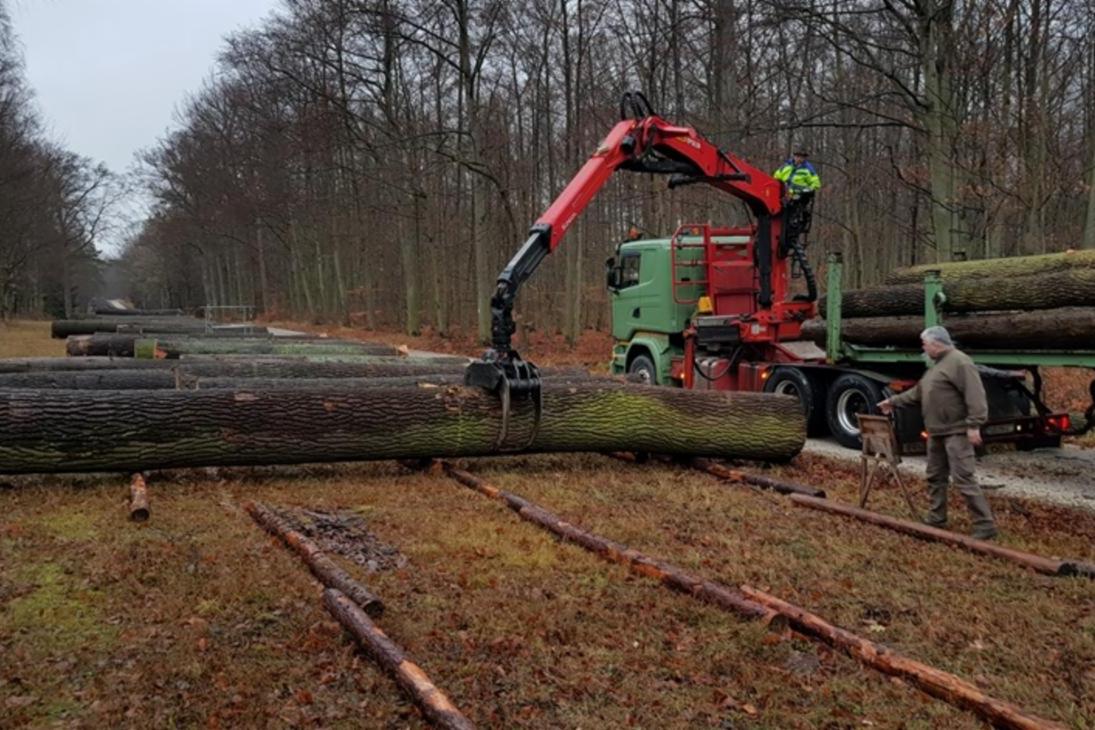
[773,148,821,251]
[773,148,821,198]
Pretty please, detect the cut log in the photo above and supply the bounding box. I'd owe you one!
[440,462,782,626]
[51,317,209,338]
[0,364,587,389]
[129,473,149,522]
[65,334,398,358]
[323,589,475,730]
[0,381,805,474]
[821,268,1095,317]
[789,495,1094,578]
[802,306,1095,349]
[738,586,1066,730]
[92,307,186,317]
[691,458,827,497]
[884,249,1095,285]
[244,501,384,617]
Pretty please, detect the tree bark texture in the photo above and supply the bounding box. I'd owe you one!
[322,589,475,730]
[738,586,1067,730]
[65,335,398,358]
[0,381,805,474]
[440,462,782,626]
[245,501,384,617]
[802,307,1095,349]
[822,268,1095,317]
[883,249,1095,285]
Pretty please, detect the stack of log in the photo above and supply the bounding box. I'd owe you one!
[0,351,807,474]
[806,249,1095,349]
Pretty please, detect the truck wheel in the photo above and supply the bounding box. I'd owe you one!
[764,368,824,435]
[627,354,657,385]
[825,373,883,449]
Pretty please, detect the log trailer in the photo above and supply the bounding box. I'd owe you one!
[465,92,1094,451]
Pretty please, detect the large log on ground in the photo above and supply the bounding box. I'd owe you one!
[91,307,185,317]
[884,249,1095,285]
[51,317,209,338]
[322,589,475,730]
[0,356,468,378]
[245,501,384,616]
[0,363,588,389]
[802,306,1095,349]
[0,381,805,474]
[65,334,398,358]
[822,268,1095,317]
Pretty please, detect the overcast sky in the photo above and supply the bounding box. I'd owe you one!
[11,0,281,252]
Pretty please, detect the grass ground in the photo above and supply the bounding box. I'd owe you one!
[1,320,1093,728]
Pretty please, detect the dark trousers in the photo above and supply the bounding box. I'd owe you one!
[925,434,996,533]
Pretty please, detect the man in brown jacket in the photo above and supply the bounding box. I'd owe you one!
[878,326,998,539]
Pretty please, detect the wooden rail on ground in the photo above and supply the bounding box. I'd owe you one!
[323,589,476,730]
[435,461,1066,730]
[441,461,781,626]
[790,494,1095,579]
[610,452,1093,580]
[244,501,384,616]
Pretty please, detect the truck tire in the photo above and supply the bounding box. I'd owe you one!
[764,367,824,435]
[825,373,884,449]
[627,353,657,385]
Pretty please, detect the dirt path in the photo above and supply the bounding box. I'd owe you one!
[806,438,1095,512]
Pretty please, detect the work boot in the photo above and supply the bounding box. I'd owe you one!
[921,515,947,529]
[972,525,999,541]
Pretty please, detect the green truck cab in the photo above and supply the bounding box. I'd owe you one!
[607,236,747,384]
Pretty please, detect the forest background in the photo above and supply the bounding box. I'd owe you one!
[3,0,1095,343]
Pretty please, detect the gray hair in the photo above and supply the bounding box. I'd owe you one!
[920,325,953,347]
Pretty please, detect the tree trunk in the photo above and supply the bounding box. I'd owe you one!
[65,335,398,358]
[0,382,806,474]
[802,307,1095,349]
[0,360,473,384]
[823,268,1095,317]
[884,249,1095,285]
[51,318,211,338]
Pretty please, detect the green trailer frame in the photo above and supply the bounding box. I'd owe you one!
[824,253,1095,434]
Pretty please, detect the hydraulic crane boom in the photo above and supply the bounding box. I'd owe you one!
[466,92,798,399]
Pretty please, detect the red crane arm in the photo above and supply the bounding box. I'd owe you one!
[535,116,782,251]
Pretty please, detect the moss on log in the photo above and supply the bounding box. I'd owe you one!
[0,381,805,474]
[883,249,1095,285]
[65,334,398,358]
[802,306,1095,349]
[822,268,1095,317]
